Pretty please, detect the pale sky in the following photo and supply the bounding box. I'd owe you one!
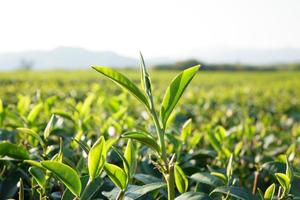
[0,0,300,58]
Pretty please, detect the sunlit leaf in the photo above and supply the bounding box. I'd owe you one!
[88,136,106,180]
[160,65,200,127]
[41,161,81,197]
[0,141,29,160]
[174,163,189,193]
[104,163,127,190]
[92,66,150,109]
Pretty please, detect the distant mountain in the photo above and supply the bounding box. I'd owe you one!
[185,48,300,65]
[0,47,299,71]
[0,47,140,70]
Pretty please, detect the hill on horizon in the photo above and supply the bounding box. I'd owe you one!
[0,47,300,70]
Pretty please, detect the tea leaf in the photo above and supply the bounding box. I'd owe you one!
[174,163,188,193]
[41,161,81,197]
[29,167,46,190]
[88,136,106,180]
[104,163,127,190]
[92,66,150,109]
[264,183,275,200]
[160,65,200,128]
[121,131,160,153]
[0,141,29,160]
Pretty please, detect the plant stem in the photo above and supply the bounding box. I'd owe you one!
[116,190,124,200]
[165,163,175,200]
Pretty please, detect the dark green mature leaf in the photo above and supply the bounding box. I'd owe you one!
[0,141,29,159]
[190,172,223,187]
[122,131,160,153]
[211,186,259,200]
[174,164,189,193]
[91,66,150,109]
[175,192,213,200]
[62,176,103,200]
[264,183,275,200]
[125,182,166,200]
[88,136,106,180]
[160,65,200,127]
[134,174,162,184]
[41,161,81,197]
[29,167,46,190]
[104,163,127,190]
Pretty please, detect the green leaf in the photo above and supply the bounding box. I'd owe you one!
[190,172,223,187]
[125,182,166,200]
[29,167,46,190]
[175,192,212,200]
[134,174,162,184]
[160,65,200,127]
[88,136,106,180]
[17,128,45,148]
[181,118,192,142]
[0,141,29,159]
[285,155,293,181]
[139,52,153,99]
[27,103,43,123]
[52,137,63,162]
[24,160,43,168]
[211,186,258,200]
[104,163,127,190]
[18,178,24,200]
[121,131,160,153]
[41,161,81,197]
[275,173,290,193]
[226,154,234,179]
[62,176,103,200]
[210,172,227,183]
[91,66,150,109]
[264,183,275,200]
[43,114,57,140]
[174,163,189,193]
[72,138,90,154]
[0,98,3,114]
[124,139,137,177]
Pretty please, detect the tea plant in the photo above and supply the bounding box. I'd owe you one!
[0,55,300,200]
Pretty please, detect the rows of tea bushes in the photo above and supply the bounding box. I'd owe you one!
[0,59,300,199]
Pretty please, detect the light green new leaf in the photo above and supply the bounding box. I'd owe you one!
[124,139,137,177]
[104,163,127,190]
[264,183,275,200]
[226,154,233,179]
[0,141,29,160]
[92,66,149,109]
[88,136,106,180]
[44,114,57,140]
[27,103,43,123]
[29,167,46,190]
[121,131,160,153]
[17,128,45,148]
[41,161,81,197]
[174,164,188,193]
[160,65,200,127]
[24,160,43,168]
[139,52,152,98]
[275,173,290,193]
[181,118,192,142]
[0,98,3,114]
[285,156,293,181]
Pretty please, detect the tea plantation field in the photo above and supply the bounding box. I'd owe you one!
[0,69,300,200]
